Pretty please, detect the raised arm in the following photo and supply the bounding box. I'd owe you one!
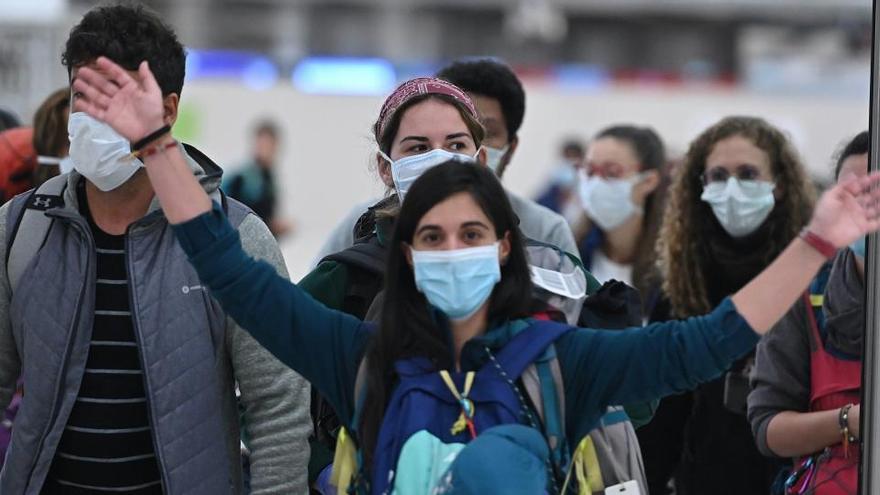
[559,177,880,423]
[71,57,369,424]
[71,58,211,223]
[730,175,880,333]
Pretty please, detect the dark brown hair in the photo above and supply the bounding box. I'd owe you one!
[372,93,486,217]
[32,88,70,187]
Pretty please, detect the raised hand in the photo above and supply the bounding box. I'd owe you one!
[71,56,165,143]
[808,172,880,248]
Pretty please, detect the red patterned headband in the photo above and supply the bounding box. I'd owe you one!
[376,77,478,138]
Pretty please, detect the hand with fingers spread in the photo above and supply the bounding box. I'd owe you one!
[808,172,880,248]
[71,56,165,143]
[72,56,210,223]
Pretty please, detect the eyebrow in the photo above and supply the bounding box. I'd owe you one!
[461,221,490,230]
[415,224,440,236]
[399,132,473,145]
[446,132,472,141]
[399,136,429,144]
[415,221,490,236]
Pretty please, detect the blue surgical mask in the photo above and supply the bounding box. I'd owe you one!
[485,145,509,174]
[411,242,501,321]
[552,163,578,188]
[380,148,479,201]
[851,236,866,258]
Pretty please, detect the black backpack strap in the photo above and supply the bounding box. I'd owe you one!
[7,174,67,292]
[321,235,388,320]
[322,237,386,276]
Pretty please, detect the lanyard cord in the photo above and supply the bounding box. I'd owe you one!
[484,346,564,494]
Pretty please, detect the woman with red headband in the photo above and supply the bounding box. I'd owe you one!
[299,76,487,311]
[295,78,495,489]
[71,58,880,495]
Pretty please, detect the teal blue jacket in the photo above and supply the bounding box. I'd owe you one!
[173,204,760,448]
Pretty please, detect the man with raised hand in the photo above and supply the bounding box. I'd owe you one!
[0,5,310,494]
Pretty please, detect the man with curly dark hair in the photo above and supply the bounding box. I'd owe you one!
[0,5,311,494]
[436,58,579,258]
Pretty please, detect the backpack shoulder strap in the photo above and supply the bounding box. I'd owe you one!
[491,319,572,378]
[322,236,386,276]
[216,188,251,229]
[804,260,833,346]
[7,174,67,293]
[493,320,571,469]
[523,319,569,469]
[322,238,387,319]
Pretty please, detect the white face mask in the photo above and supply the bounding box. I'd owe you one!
[37,155,74,174]
[576,170,643,231]
[484,145,509,174]
[700,177,776,238]
[68,112,143,192]
[380,148,479,201]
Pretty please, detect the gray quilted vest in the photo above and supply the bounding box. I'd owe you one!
[0,146,251,494]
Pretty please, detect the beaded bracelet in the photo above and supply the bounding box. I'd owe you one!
[839,403,856,458]
[134,139,178,160]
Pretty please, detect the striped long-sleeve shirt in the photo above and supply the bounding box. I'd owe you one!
[42,186,161,494]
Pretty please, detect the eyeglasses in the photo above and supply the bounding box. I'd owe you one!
[586,161,638,180]
[701,165,763,185]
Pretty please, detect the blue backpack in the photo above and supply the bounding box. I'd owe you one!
[356,320,573,495]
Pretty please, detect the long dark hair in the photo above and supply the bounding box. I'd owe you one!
[592,125,668,301]
[359,161,533,465]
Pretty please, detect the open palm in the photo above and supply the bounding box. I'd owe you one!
[808,173,880,248]
[71,56,166,143]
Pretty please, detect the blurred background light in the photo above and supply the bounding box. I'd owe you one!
[186,50,279,90]
[291,57,397,95]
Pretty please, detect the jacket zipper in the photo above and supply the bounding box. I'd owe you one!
[25,215,91,490]
[125,225,170,493]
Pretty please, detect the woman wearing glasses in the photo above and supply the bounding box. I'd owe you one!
[574,125,666,301]
[637,116,817,495]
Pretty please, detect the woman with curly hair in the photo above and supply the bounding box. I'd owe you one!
[74,56,880,495]
[637,116,817,495]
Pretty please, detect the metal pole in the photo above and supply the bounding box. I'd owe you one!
[861,0,880,492]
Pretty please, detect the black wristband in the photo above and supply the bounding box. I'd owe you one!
[132,124,172,152]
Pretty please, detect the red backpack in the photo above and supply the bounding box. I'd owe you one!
[786,265,860,495]
[0,128,36,203]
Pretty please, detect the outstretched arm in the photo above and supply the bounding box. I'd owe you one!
[731,176,880,334]
[71,57,368,423]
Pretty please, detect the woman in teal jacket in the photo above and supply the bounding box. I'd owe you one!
[72,57,880,494]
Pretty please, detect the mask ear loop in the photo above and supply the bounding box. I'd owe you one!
[37,156,63,166]
[377,150,393,165]
[472,146,485,164]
